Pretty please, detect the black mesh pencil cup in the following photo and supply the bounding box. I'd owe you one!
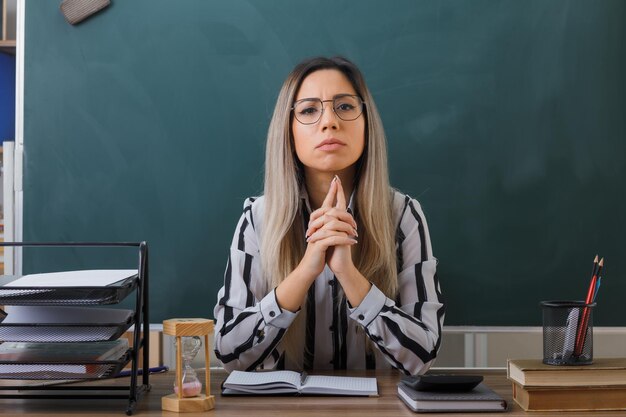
[541,300,595,366]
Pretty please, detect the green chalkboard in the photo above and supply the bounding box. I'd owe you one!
[23,0,626,325]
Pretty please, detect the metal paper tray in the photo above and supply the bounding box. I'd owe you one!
[0,276,138,306]
[0,350,132,380]
[0,307,135,342]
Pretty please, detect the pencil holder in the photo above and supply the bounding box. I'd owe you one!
[541,301,595,366]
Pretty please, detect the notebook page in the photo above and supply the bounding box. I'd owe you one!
[305,375,378,395]
[225,370,300,388]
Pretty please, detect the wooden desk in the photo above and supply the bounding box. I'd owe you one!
[2,369,626,416]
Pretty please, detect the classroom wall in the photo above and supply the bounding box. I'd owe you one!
[21,1,626,325]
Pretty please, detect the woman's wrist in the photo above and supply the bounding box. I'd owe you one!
[275,262,319,312]
[293,261,321,286]
[335,265,371,307]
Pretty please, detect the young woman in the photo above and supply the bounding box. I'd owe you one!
[214,56,444,375]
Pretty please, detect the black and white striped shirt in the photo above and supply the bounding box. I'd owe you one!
[213,190,445,375]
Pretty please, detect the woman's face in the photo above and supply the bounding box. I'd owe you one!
[292,69,365,176]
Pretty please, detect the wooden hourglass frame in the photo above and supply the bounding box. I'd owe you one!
[161,318,215,412]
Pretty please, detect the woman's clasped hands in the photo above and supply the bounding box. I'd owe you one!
[301,175,359,278]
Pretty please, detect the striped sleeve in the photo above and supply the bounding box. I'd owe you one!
[213,197,298,372]
[348,195,445,375]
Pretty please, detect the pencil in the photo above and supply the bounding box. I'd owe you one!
[574,257,604,356]
[596,257,604,277]
[590,255,599,278]
[583,257,599,307]
[593,277,602,302]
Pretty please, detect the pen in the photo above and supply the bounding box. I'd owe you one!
[115,365,169,378]
[21,366,170,389]
[300,371,308,386]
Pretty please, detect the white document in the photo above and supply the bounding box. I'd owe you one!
[3,269,138,287]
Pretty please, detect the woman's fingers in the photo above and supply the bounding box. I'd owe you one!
[306,225,358,244]
[308,176,339,224]
[335,176,347,210]
[308,207,326,225]
[306,217,357,240]
[324,208,357,228]
[307,233,358,248]
[306,175,359,238]
[306,209,357,237]
[321,176,339,209]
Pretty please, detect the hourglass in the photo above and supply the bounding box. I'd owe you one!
[162,319,215,412]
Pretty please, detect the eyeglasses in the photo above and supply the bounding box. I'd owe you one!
[292,94,365,125]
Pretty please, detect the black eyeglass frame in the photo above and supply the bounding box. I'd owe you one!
[291,94,366,125]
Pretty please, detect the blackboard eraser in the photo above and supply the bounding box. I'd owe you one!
[60,0,111,25]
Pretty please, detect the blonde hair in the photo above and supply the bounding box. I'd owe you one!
[261,57,397,367]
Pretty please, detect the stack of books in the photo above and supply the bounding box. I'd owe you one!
[507,358,626,411]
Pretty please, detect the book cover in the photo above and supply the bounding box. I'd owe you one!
[222,370,378,396]
[507,358,626,387]
[512,382,626,411]
[397,382,507,413]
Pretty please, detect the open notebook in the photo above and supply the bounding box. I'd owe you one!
[222,370,378,396]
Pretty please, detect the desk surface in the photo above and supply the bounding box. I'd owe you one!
[1,369,625,416]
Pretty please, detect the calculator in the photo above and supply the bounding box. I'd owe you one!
[400,374,483,392]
